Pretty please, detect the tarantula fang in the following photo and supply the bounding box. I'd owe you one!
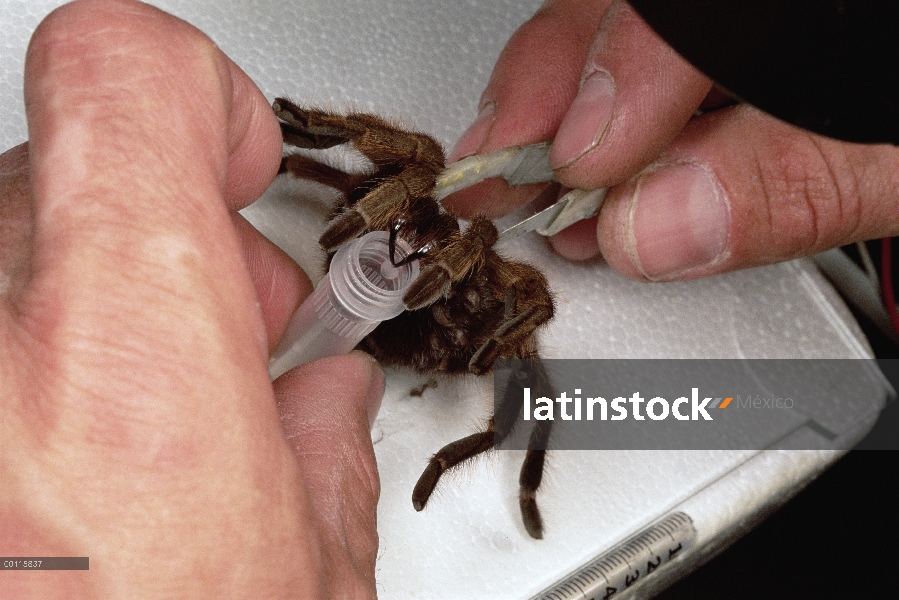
[274,99,555,539]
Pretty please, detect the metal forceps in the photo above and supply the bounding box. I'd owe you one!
[432,142,607,243]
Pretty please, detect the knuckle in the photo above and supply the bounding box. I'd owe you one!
[755,128,860,257]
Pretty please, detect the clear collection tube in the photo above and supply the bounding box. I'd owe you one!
[268,231,420,380]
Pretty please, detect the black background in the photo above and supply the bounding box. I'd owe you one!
[655,410,898,599]
[629,0,899,144]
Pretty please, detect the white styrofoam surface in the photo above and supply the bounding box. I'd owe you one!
[1,2,884,599]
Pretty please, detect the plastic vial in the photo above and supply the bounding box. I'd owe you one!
[268,231,420,380]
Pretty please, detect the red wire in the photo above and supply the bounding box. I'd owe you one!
[880,237,899,336]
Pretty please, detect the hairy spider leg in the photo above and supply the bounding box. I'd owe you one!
[279,149,452,253]
[412,354,553,539]
[519,422,551,539]
[275,100,450,252]
[411,357,522,510]
[275,100,444,168]
[319,163,439,251]
[403,217,499,310]
[468,263,554,375]
[279,152,368,194]
[499,354,554,539]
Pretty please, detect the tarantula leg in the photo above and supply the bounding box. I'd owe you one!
[274,99,445,171]
[412,430,494,511]
[403,263,452,309]
[275,101,364,149]
[470,304,552,375]
[319,211,368,251]
[280,153,368,194]
[318,164,439,252]
[403,218,500,310]
[469,268,553,375]
[519,440,548,538]
[280,130,343,149]
[412,366,524,513]
[505,355,553,539]
[519,418,552,539]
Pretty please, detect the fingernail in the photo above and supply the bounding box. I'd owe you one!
[449,102,496,162]
[356,351,386,429]
[627,163,730,280]
[551,69,616,168]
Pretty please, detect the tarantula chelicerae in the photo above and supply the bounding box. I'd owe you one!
[274,99,555,539]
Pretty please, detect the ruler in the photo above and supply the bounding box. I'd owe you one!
[533,512,696,600]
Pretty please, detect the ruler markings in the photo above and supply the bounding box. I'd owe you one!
[532,512,697,600]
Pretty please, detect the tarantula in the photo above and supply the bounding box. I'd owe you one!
[274,99,555,539]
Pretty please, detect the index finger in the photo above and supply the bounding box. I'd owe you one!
[20,0,280,385]
[443,0,711,219]
[22,0,292,334]
[549,0,712,188]
[442,0,609,218]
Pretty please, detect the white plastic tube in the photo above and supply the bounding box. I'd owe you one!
[268,231,420,380]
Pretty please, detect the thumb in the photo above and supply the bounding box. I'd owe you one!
[595,105,899,281]
[276,352,385,599]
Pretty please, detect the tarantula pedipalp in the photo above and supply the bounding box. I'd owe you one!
[274,99,555,539]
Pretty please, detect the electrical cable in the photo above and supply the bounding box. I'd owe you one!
[880,237,899,337]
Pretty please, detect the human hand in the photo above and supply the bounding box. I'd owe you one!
[444,0,899,281]
[0,1,381,598]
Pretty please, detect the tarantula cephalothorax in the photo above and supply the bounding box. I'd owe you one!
[273,98,555,539]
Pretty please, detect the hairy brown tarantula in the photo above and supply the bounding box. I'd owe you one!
[274,98,555,539]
